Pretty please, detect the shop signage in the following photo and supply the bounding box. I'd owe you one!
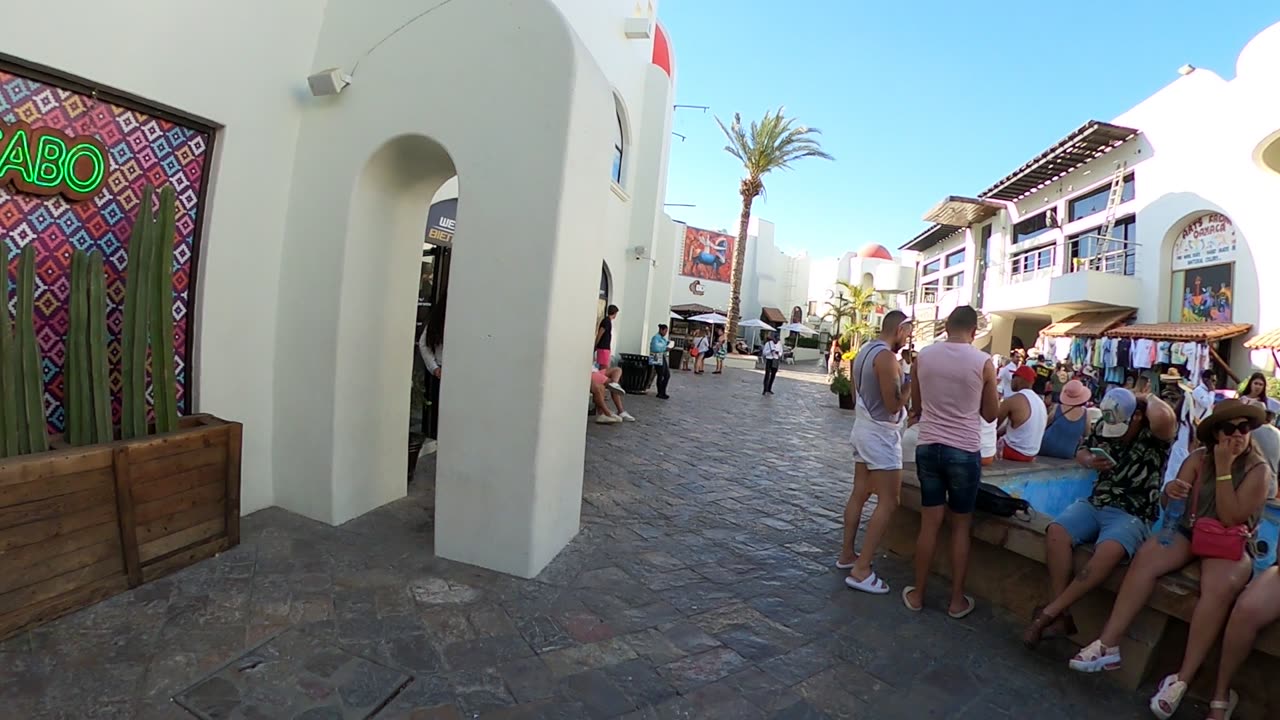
[688,280,704,296]
[0,122,108,202]
[425,198,457,246]
[1171,212,1237,271]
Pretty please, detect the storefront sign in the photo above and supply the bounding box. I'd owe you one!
[688,280,704,296]
[1171,212,1237,271]
[0,121,107,201]
[425,198,457,246]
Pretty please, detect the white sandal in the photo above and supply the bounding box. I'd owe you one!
[1206,689,1238,720]
[1068,639,1121,673]
[1149,673,1186,719]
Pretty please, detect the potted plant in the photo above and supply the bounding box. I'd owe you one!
[830,367,854,410]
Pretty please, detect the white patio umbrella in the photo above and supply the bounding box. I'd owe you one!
[780,322,816,335]
[738,318,775,351]
[688,313,728,324]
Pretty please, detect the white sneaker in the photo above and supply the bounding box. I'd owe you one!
[607,382,626,395]
[618,411,636,422]
[595,414,622,425]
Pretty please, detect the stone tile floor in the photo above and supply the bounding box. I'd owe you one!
[2,363,1187,718]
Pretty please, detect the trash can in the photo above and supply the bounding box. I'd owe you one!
[668,347,684,370]
[618,353,655,394]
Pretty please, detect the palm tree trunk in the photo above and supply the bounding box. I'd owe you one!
[726,190,755,344]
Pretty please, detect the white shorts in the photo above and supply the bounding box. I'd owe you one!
[851,403,904,471]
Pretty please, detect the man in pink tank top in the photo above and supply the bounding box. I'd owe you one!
[903,306,999,617]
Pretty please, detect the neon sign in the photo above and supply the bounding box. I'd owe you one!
[0,122,108,202]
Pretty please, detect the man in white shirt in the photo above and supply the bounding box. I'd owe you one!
[761,333,783,395]
[997,351,1021,399]
[1190,369,1216,425]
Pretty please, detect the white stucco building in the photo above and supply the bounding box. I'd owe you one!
[903,21,1280,374]
[4,0,681,577]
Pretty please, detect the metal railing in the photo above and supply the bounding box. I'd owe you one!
[985,236,1137,284]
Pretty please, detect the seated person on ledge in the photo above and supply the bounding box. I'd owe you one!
[997,365,1047,462]
[590,368,633,425]
[1039,380,1092,459]
[1023,388,1175,650]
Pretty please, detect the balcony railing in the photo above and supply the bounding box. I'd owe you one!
[992,236,1137,284]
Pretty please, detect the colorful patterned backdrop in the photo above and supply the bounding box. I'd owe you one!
[0,68,211,432]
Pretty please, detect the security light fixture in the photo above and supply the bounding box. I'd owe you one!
[308,68,352,96]
[1178,64,1196,76]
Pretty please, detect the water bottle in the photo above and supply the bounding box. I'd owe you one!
[1159,499,1186,547]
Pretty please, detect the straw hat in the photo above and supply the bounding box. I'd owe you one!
[1059,380,1091,407]
[1196,398,1266,445]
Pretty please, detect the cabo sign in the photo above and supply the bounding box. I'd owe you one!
[0,121,107,202]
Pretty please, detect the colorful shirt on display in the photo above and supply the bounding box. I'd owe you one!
[1170,342,1187,366]
[1132,339,1154,369]
[1157,341,1171,364]
[1084,423,1172,523]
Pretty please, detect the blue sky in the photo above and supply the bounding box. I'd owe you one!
[660,1,1280,258]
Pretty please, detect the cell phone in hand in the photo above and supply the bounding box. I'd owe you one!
[1089,447,1116,465]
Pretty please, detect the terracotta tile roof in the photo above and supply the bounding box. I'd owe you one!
[760,307,786,325]
[1245,328,1280,350]
[1040,308,1136,338]
[1105,322,1252,342]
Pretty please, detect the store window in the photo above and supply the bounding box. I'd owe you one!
[1169,213,1237,323]
[1067,175,1136,222]
[1013,210,1054,244]
[945,249,966,268]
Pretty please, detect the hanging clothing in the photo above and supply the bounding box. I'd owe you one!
[1156,341,1171,365]
[1170,341,1187,367]
[1092,338,1106,368]
[1116,338,1131,369]
[1133,339,1154,369]
[1054,337,1072,362]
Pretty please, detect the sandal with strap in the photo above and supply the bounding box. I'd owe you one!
[1206,689,1238,720]
[1068,639,1121,673]
[1023,606,1078,648]
[1149,673,1187,719]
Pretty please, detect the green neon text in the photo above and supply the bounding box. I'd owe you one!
[0,122,108,201]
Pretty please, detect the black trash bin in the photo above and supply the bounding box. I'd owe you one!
[618,353,655,394]
[668,347,684,370]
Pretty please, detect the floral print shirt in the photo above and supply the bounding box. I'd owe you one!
[1083,423,1171,524]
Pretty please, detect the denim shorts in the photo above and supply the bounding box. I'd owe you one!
[1052,499,1150,558]
[916,443,982,513]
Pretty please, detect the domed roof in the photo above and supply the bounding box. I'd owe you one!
[857,244,893,260]
[652,22,673,79]
[1237,21,1280,80]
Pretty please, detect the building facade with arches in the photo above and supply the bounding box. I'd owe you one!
[902,20,1280,374]
[2,0,680,578]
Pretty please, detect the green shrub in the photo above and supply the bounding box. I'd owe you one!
[830,368,851,395]
[796,336,820,349]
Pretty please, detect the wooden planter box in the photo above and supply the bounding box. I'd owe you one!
[0,414,242,640]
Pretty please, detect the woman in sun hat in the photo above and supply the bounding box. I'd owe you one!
[1039,380,1092,459]
[1069,399,1271,719]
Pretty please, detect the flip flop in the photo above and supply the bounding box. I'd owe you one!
[844,571,890,595]
[902,586,922,612]
[948,595,976,619]
[835,555,858,570]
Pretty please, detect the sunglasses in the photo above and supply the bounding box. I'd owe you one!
[1219,419,1257,437]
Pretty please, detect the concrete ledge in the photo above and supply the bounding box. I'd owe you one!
[885,461,1280,716]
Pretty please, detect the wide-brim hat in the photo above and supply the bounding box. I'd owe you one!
[1060,380,1091,406]
[1196,398,1266,445]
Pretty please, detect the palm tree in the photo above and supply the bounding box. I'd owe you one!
[823,281,878,376]
[716,108,833,342]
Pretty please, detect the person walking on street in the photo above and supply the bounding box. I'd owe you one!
[761,332,783,395]
[650,324,672,400]
[595,305,618,369]
[691,328,711,374]
[839,310,913,594]
[902,306,998,616]
[712,330,727,374]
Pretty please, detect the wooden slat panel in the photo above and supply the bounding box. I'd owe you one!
[127,426,223,466]
[131,446,225,485]
[134,480,224,526]
[112,446,142,587]
[140,536,228,584]
[0,504,117,553]
[0,522,119,573]
[136,502,224,545]
[0,556,123,616]
[139,517,224,564]
[0,484,117,532]
[0,574,128,642]
[131,466,220,505]
[225,423,242,546]
[0,449,113,489]
[0,468,113,508]
[0,539,120,595]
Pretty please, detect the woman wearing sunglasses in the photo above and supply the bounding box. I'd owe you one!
[1068,399,1272,719]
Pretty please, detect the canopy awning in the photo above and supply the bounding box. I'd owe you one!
[1105,322,1252,342]
[760,307,786,325]
[1040,308,1136,338]
[671,303,718,316]
[922,196,1002,227]
[1244,328,1280,350]
[980,120,1139,202]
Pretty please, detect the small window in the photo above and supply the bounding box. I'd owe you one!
[1013,210,1054,244]
[1068,175,1135,222]
[942,272,965,290]
[1011,246,1056,276]
[611,103,625,185]
[923,259,941,275]
[1069,217,1136,275]
[945,249,966,268]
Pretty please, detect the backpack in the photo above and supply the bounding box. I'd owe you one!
[975,483,1032,520]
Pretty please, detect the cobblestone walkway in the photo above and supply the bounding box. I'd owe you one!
[2,364,1166,718]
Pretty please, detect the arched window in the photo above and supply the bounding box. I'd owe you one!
[611,98,626,186]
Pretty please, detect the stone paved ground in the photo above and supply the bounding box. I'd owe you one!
[2,363,1180,718]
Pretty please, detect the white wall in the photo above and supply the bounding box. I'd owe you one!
[2,0,328,515]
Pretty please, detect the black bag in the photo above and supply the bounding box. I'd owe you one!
[975,483,1032,520]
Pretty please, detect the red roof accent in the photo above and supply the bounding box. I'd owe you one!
[857,244,893,260]
[652,22,673,78]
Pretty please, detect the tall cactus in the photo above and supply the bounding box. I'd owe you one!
[15,244,47,454]
[88,252,111,443]
[121,185,153,440]
[65,249,110,446]
[0,252,18,458]
[150,186,178,434]
[66,250,85,445]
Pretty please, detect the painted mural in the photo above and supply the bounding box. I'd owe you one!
[0,68,211,431]
[681,226,734,283]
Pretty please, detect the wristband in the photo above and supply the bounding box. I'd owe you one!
[1216,474,1233,483]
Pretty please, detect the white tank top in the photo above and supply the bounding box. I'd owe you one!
[1005,388,1048,456]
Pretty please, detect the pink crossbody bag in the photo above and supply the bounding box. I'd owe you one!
[1188,462,1250,561]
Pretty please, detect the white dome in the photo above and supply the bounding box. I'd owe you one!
[1236,21,1280,80]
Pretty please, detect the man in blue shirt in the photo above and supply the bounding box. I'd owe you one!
[650,324,672,399]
